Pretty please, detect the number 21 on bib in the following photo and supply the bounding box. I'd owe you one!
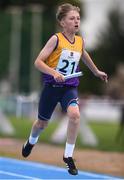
[56,49,81,75]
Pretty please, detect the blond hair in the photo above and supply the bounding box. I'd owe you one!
[56,3,80,22]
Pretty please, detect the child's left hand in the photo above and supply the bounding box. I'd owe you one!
[95,70,108,83]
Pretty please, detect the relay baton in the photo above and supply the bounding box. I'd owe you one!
[64,72,83,80]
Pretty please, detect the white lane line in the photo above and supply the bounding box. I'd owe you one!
[0,170,42,180]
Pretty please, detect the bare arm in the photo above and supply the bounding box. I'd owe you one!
[82,50,108,82]
[34,35,65,82]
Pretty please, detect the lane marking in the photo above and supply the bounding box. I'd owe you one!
[0,170,42,180]
[0,157,122,179]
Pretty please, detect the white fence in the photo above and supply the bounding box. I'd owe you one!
[0,94,123,122]
[81,98,122,122]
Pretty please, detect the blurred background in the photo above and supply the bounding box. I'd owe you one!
[0,0,124,153]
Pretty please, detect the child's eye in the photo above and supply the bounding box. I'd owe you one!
[70,17,74,20]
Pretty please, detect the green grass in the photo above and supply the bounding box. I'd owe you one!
[0,116,124,152]
[77,122,124,152]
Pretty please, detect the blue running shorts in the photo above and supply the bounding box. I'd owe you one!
[38,84,78,121]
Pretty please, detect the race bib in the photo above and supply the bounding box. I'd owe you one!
[56,49,81,75]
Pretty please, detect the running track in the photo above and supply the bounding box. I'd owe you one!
[0,157,123,179]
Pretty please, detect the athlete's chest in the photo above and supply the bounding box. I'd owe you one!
[56,48,81,75]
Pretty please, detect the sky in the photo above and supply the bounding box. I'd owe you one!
[81,0,124,50]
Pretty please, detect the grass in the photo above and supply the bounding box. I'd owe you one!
[0,116,124,152]
[78,122,124,152]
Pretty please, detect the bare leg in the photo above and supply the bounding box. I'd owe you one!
[30,119,48,137]
[64,105,80,158]
[66,105,80,144]
[29,119,49,144]
[22,119,49,157]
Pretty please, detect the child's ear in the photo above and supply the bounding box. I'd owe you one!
[60,20,65,27]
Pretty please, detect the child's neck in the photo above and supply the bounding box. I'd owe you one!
[62,31,75,43]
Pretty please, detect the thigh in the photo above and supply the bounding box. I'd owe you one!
[60,87,79,112]
[38,86,59,121]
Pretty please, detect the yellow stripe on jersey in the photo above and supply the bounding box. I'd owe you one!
[45,32,83,68]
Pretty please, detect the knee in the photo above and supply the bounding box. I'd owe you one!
[68,111,80,124]
[36,120,48,129]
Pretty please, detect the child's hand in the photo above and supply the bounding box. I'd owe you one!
[95,70,108,83]
[53,71,65,82]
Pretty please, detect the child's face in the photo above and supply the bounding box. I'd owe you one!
[60,10,80,34]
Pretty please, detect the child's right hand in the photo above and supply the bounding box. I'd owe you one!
[53,71,65,82]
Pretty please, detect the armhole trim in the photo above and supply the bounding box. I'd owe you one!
[81,37,85,55]
[53,34,59,51]
[82,37,85,49]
